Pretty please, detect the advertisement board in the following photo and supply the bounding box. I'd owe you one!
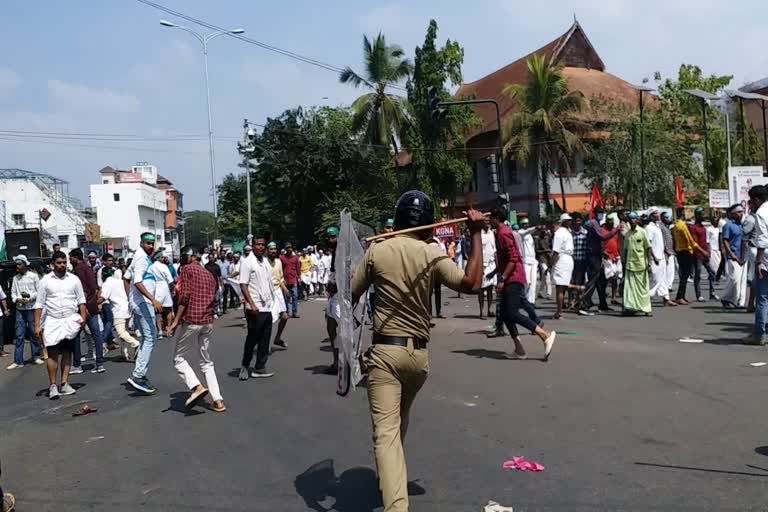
[728,166,768,209]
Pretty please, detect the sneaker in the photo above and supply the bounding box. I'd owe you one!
[697,296,706,302]
[59,382,76,396]
[742,334,766,346]
[239,367,249,381]
[710,294,720,301]
[250,368,275,378]
[49,384,60,400]
[90,364,106,374]
[3,492,15,512]
[291,314,300,319]
[578,309,595,316]
[127,376,157,394]
[508,350,528,360]
[5,362,23,371]
[33,358,45,365]
[69,366,83,375]
[273,339,288,350]
[543,331,557,362]
[82,354,96,362]
[185,387,209,409]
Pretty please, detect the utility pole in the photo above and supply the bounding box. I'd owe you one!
[237,118,256,238]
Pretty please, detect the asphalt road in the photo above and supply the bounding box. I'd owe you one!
[1,286,768,511]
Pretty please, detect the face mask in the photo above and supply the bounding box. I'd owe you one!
[597,213,605,222]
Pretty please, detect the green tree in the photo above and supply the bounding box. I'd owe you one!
[340,33,413,152]
[183,210,216,247]
[404,19,475,207]
[502,54,587,214]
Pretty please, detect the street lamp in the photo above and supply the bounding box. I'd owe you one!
[632,84,654,209]
[159,20,245,234]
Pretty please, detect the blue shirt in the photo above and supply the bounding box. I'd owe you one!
[722,220,743,259]
[216,259,231,278]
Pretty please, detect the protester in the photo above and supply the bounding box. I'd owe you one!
[216,252,232,314]
[429,234,447,319]
[660,212,677,304]
[673,208,699,305]
[578,206,619,313]
[97,253,120,350]
[706,216,722,289]
[280,243,301,318]
[689,207,714,301]
[534,224,553,299]
[98,267,139,362]
[127,232,162,395]
[7,255,42,370]
[309,246,320,297]
[570,213,588,298]
[645,208,675,306]
[33,251,87,400]
[552,214,575,319]
[316,249,329,295]
[267,241,290,350]
[721,204,747,309]
[299,249,313,299]
[239,237,276,380]
[602,214,622,305]
[747,186,768,344]
[479,220,496,320]
[168,247,225,412]
[69,248,107,374]
[151,251,175,338]
[87,251,102,274]
[517,218,539,304]
[622,212,652,316]
[323,226,340,373]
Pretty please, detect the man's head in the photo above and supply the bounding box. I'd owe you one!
[102,253,114,267]
[179,246,198,266]
[694,206,705,222]
[87,251,98,266]
[605,214,615,229]
[69,248,84,264]
[488,208,506,229]
[571,212,583,230]
[267,241,278,259]
[520,217,530,228]
[243,245,252,257]
[284,243,294,256]
[139,232,155,255]
[118,257,125,267]
[326,226,339,248]
[559,213,573,229]
[730,204,745,223]
[749,185,768,212]
[51,251,67,275]
[647,207,660,222]
[482,218,491,231]
[52,243,60,253]
[661,211,672,225]
[593,206,605,223]
[676,207,686,219]
[393,190,434,240]
[629,211,640,227]
[101,266,114,281]
[383,218,395,234]
[233,252,241,263]
[253,237,266,259]
[14,254,29,273]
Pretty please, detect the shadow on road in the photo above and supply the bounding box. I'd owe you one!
[451,348,540,361]
[161,391,205,417]
[635,461,768,478]
[453,314,483,320]
[755,446,768,456]
[304,365,335,376]
[295,459,425,512]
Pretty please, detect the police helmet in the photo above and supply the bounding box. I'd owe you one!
[394,190,435,230]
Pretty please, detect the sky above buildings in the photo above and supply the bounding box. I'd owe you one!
[1,0,766,210]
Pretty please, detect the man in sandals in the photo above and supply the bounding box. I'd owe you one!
[33,251,87,400]
[168,247,225,412]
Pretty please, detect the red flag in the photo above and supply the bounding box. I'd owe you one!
[589,183,604,219]
[675,176,684,207]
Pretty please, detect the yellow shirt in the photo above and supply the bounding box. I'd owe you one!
[351,234,465,341]
[673,219,699,254]
[268,257,284,289]
[299,255,312,274]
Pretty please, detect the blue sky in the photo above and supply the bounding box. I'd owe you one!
[1,0,766,210]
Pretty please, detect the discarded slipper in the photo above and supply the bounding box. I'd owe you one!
[72,405,98,417]
[484,501,514,512]
[502,456,545,472]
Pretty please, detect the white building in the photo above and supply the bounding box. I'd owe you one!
[0,169,88,252]
[90,164,172,258]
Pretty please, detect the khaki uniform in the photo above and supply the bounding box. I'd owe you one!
[352,234,464,512]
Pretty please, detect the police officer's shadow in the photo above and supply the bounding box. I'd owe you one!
[295,459,425,512]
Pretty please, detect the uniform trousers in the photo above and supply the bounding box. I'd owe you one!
[365,341,428,512]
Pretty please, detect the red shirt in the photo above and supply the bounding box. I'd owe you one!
[603,227,619,260]
[280,253,300,286]
[178,262,217,325]
[688,223,708,260]
[496,224,526,285]
[73,260,99,315]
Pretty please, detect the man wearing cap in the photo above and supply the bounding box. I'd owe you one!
[127,232,162,394]
[689,207,714,301]
[168,247,225,412]
[7,255,42,370]
[239,236,276,380]
[350,190,486,512]
[87,251,102,275]
[622,212,653,315]
[280,243,301,318]
[267,241,290,349]
[552,214,575,319]
[721,204,747,308]
[645,208,675,306]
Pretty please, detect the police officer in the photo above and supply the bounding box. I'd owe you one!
[351,191,486,512]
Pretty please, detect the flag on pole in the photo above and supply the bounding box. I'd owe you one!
[589,183,603,219]
[675,176,684,207]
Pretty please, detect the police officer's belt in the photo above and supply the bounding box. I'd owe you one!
[373,335,428,350]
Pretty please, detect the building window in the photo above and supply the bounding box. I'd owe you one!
[58,235,69,247]
[148,219,155,228]
[103,180,109,184]
[113,193,120,201]
[76,235,86,247]
[11,214,25,226]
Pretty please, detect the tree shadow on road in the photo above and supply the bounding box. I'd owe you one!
[304,365,336,376]
[295,459,425,512]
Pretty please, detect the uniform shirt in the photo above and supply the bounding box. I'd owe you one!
[722,219,744,259]
[351,234,465,341]
[688,222,708,260]
[553,226,574,256]
[178,262,217,325]
[129,249,156,309]
[11,271,39,310]
[100,276,130,319]
[268,257,285,290]
[496,224,526,285]
[625,227,650,272]
[673,219,698,254]
[572,226,588,262]
[280,254,300,285]
[72,260,100,316]
[645,221,664,260]
[34,271,86,319]
[239,254,275,311]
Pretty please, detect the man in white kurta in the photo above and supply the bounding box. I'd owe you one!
[645,209,670,304]
[517,218,539,304]
[34,252,87,400]
[721,205,748,308]
[479,221,497,318]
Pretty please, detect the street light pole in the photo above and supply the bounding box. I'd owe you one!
[159,20,244,236]
[640,89,646,209]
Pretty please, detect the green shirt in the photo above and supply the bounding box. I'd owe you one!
[625,226,650,272]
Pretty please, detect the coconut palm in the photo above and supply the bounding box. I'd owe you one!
[502,53,587,214]
[339,33,413,153]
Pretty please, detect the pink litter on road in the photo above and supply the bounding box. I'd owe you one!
[503,456,545,472]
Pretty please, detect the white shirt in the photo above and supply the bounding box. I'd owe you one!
[317,254,329,273]
[705,224,720,254]
[101,276,130,319]
[239,254,275,311]
[481,229,496,264]
[310,253,319,271]
[128,249,156,309]
[97,266,122,287]
[553,226,574,256]
[753,202,768,267]
[12,271,40,310]
[645,222,664,260]
[518,227,537,264]
[34,271,85,319]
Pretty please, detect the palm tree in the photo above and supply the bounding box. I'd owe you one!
[340,33,413,154]
[502,54,587,215]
